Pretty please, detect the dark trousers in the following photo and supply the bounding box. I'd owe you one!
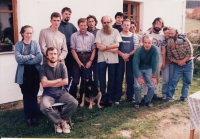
[69,53,91,98]
[115,56,134,101]
[65,53,74,90]
[92,61,99,91]
[19,65,39,119]
[98,62,117,102]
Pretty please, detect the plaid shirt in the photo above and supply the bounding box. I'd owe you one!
[167,35,193,61]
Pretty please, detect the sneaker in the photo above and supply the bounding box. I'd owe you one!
[61,122,70,134]
[164,98,173,102]
[180,98,188,102]
[145,102,153,107]
[54,123,62,133]
[134,102,140,109]
[115,102,120,105]
[162,95,167,100]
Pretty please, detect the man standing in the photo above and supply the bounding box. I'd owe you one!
[86,15,99,90]
[58,7,77,89]
[161,27,174,100]
[112,12,123,32]
[143,17,165,99]
[40,47,78,134]
[39,12,68,63]
[95,15,122,105]
[115,19,139,104]
[166,28,193,101]
[133,35,158,108]
[70,18,96,100]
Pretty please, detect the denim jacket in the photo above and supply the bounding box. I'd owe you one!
[14,40,42,84]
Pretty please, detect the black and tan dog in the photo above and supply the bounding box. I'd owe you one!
[79,67,102,109]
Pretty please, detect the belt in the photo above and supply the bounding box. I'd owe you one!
[186,59,193,63]
[77,52,91,54]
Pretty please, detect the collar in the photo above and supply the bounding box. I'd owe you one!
[61,21,69,25]
[77,31,89,35]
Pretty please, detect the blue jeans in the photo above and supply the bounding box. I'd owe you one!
[115,56,134,101]
[167,60,194,99]
[92,61,99,91]
[134,69,155,103]
[162,62,174,96]
[98,62,116,102]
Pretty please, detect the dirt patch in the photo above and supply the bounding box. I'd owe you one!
[120,130,132,138]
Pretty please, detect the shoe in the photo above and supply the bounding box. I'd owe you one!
[164,98,173,102]
[152,94,158,100]
[31,118,38,125]
[54,123,62,133]
[26,119,32,126]
[115,102,120,105]
[145,102,153,107]
[180,98,188,102]
[61,122,70,134]
[134,102,140,109]
[162,95,167,100]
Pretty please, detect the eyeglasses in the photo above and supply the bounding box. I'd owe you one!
[103,22,110,24]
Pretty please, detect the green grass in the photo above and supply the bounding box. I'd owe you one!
[0,77,200,138]
[185,18,200,33]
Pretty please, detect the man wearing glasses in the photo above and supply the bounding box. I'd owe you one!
[95,15,122,106]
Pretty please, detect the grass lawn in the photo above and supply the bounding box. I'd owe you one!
[185,18,200,33]
[0,76,200,138]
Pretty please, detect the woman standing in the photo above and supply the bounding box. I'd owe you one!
[14,25,42,125]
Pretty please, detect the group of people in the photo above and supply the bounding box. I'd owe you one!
[14,7,194,134]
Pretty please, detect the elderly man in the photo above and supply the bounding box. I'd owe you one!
[39,12,68,63]
[70,18,96,100]
[133,35,159,108]
[95,15,122,106]
[166,28,193,102]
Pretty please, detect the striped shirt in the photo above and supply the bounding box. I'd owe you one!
[70,31,96,52]
[167,36,193,61]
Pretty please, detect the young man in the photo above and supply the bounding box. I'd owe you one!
[143,17,165,99]
[95,15,122,106]
[70,18,96,100]
[161,27,174,100]
[166,28,193,102]
[133,35,159,108]
[40,47,78,134]
[112,12,123,32]
[58,7,77,90]
[115,19,139,104]
[86,15,99,91]
[39,12,68,63]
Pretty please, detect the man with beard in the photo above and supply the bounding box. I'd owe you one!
[166,28,193,102]
[143,17,165,99]
[40,47,78,134]
[39,12,68,63]
[70,18,96,100]
[133,35,158,108]
[58,7,77,91]
[86,15,99,91]
[112,12,123,32]
[95,16,122,106]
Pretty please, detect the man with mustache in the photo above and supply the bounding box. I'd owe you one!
[40,47,78,134]
[166,28,193,102]
[143,17,165,99]
[95,15,122,106]
[58,7,77,91]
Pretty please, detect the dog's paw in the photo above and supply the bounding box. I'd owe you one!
[80,103,84,107]
[89,105,93,109]
[98,105,102,109]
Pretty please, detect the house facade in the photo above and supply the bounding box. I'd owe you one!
[0,0,186,104]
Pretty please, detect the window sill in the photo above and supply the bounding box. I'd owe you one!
[0,51,14,55]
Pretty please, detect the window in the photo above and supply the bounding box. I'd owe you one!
[123,1,140,32]
[0,0,18,52]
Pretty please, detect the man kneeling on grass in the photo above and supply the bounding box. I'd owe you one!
[40,47,78,134]
[133,35,159,108]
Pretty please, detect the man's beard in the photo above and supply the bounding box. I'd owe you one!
[49,59,57,63]
[102,25,113,35]
[64,18,69,22]
[153,27,161,33]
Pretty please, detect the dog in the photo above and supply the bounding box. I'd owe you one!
[79,66,102,109]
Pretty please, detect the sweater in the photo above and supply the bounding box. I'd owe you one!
[133,45,159,78]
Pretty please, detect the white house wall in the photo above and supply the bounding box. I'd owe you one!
[0,0,123,104]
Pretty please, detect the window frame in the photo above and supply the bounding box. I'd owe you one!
[123,1,140,32]
[0,0,18,45]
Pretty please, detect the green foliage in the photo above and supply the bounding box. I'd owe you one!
[4,37,13,44]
